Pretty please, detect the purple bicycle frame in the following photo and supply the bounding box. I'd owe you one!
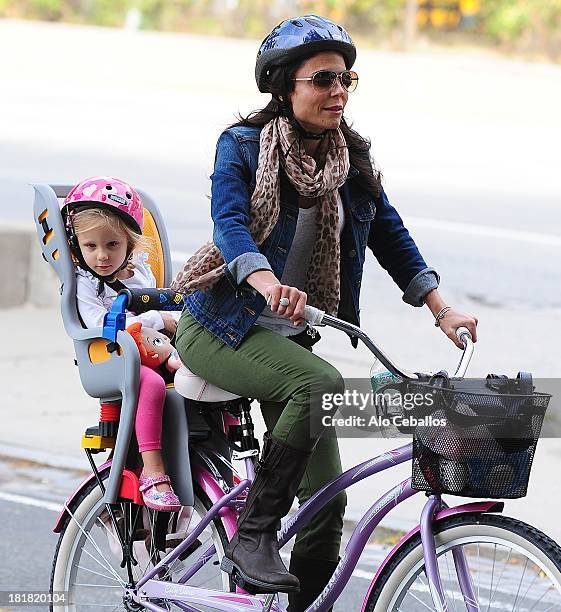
[131,442,500,611]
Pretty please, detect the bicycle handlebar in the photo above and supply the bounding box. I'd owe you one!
[453,326,474,378]
[301,305,419,379]
[303,304,325,326]
[106,290,474,380]
[303,307,474,381]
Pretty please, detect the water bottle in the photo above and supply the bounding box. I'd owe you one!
[370,358,403,429]
[370,358,400,394]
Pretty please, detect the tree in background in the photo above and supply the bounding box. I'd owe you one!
[481,0,561,60]
[1,0,560,61]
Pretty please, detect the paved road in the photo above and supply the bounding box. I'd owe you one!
[0,456,388,611]
[1,19,561,311]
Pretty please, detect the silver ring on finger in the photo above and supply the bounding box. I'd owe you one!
[279,297,290,307]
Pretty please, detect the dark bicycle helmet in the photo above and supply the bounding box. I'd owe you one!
[255,14,356,93]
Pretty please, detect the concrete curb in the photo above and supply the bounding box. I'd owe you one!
[0,442,88,473]
[3,217,189,309]
[1,220,60,308]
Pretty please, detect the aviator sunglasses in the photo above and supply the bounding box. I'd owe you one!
[293,69,359,93]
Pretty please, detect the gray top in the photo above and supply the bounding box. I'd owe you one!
[256,199,345,336]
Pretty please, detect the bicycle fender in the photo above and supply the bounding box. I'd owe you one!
[360,500,504,612]
[52,461,143,533]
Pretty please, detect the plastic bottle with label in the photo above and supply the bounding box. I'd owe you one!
[370,358,401,394]
[370,358,404,435]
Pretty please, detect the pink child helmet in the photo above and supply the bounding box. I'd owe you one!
[62,176,144,233]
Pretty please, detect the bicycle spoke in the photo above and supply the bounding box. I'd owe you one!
[444,551,459,612]
[179,505,195,535]
[527,583,557,612]
[133,508,155,581]
[477,543,481,606]
[71,594,125,610]
[511,557,529,610]
[95,507,146,584]
[95,515,120,545]
[485,544,498,612]
[66,504,126,586]
[410,577,438,612]
[140,508,159,576]
[487,547,511,610]
[148,509,160,568]
[76,564,120,582]
[73,584,123,588]
[70,604,124,609]
[519,558,541,604]
[126,504,143,554]
[127,504,133,541]
[80,548,124,586]
[411,572,432,610]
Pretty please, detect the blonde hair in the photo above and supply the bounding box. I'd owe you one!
[72,207,153,267]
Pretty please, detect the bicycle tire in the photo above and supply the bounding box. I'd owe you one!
[50,471,232,610]
[364,513,561,611]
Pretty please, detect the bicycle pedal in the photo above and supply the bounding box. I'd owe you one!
[220,557,280,596]
[221,561,257,594]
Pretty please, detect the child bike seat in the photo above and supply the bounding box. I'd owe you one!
[32,183,194,506]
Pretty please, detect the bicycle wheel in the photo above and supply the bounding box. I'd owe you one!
[365,513,561,611]
[51,471,232,611]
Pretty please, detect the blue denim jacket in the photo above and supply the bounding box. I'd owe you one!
[185,126,439,349]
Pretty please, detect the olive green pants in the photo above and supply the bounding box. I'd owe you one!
[176,310,347,561]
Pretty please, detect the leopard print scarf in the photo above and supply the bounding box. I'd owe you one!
[172,116,350,315]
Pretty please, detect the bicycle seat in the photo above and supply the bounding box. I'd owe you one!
[174,365,241,402]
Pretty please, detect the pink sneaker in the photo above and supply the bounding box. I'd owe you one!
[139,473,181,512]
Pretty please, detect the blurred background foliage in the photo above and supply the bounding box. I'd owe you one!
[1,0,560,61]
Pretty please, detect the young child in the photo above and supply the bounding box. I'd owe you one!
[62,176,181,512]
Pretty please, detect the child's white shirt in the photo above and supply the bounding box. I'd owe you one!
[76,252,165,330]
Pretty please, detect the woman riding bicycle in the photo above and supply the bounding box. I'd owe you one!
[173,13,478,611]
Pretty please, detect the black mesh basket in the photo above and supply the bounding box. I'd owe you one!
[407,374,551,499]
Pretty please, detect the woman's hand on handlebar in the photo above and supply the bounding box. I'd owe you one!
[265,284,308,325]
[244,271,307,324]
[439,308,478,348]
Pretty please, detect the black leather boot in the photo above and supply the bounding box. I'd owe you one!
[221,432,312,594]
[287,553,339,612]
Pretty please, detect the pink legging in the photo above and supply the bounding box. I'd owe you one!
[135,365,166,453]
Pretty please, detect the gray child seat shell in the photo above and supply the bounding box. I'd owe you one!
[32,183,194,506]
